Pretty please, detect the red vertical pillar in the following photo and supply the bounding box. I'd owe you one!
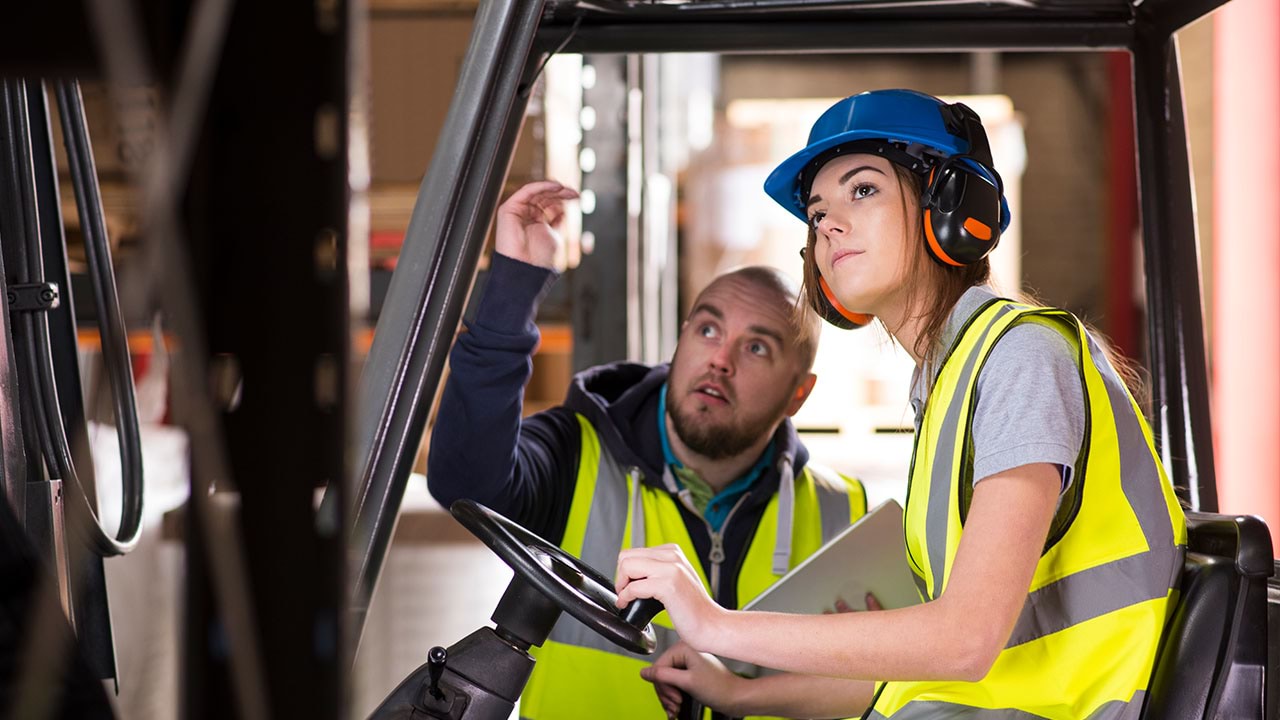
[1214,0,1280,549]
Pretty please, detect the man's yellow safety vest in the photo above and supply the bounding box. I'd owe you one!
[519,414,867,720]
[867,301,1186,719]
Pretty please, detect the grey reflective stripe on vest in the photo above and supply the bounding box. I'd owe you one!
[773,455,796,574]
[864,692,1145,720]
[547,449,635,654]
[811,465,854,543]
[573,449,632,602]
[1003,329,1184,647]
[923,305,1014,599]
[775,459,852,574]
[1086,333,1184,591]
[1006,546,1182,647]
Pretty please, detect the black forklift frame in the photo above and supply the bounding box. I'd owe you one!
[347,0,1230,644]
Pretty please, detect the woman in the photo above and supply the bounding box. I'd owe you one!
[615,89,1187,719]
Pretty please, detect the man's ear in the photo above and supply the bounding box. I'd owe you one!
[785,373,818,416]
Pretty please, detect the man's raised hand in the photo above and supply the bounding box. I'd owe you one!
[494,180,579,270]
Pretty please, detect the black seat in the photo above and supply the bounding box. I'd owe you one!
[1141,512,1272,719]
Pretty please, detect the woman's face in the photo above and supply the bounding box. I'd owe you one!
[806,153,918,320]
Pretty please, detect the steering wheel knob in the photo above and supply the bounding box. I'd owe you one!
[621,598,665,629]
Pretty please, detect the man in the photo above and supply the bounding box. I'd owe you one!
[428,180,866,720]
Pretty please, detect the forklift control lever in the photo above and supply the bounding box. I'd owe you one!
[427,646,447,700]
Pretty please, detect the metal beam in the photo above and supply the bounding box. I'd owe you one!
[1131,29,1217,511]
[543,20,1135,55]
[179,2,352,716]
[1140,0,1234,37]
[346,0,547,649]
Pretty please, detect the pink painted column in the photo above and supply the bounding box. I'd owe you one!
[1213,0,1280,549]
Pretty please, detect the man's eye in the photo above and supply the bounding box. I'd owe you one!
[748,341,769,356]
[699,324,717,338]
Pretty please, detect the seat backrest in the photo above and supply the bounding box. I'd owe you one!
[1141,512,1272,720]
[1267,561,1280,720]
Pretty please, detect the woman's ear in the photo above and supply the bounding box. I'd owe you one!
[786,373,819,416]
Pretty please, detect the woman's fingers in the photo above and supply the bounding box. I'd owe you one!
[615,544,691,591]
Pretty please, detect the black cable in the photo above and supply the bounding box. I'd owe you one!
[1,78,143,557]
[49,80,145,556]
[2,80,65,480]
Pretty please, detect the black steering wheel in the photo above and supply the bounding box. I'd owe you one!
[451,499,658,655]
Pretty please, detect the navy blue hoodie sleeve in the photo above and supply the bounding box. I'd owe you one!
[426,253,581,543]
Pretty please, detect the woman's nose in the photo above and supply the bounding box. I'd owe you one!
[818,213,847,235]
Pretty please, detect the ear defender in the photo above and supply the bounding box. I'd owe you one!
[800,248,873,330]
[919,103,1006,267]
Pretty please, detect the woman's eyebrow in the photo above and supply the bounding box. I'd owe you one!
[806,165,887,207]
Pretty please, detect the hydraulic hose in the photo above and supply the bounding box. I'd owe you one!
[1,79,145,557]
[52,79,145,556]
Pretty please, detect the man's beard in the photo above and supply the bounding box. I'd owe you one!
[668,394,789,461]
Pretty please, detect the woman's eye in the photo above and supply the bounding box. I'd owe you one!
[852,183,877,199]
[808,211,826,229]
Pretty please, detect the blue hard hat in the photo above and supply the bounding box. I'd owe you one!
[764,89,1007,226]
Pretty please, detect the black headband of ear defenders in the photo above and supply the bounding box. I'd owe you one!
[798,139,939,206]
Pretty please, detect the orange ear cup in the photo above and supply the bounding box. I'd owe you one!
[818,275,873,327]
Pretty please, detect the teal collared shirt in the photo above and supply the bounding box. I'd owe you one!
[658,383,775,532]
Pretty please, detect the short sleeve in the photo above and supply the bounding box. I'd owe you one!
[971,322,1086,490]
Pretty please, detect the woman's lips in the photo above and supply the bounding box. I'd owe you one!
[831,248,863,267]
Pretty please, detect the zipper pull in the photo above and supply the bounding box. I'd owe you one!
[708,532,726,598]
[709,533,725,564]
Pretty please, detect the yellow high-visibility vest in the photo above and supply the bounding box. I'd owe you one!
[520,413,867,720]
[868,300,1186,719]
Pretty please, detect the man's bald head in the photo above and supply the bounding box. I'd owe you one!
[689,266,821,373]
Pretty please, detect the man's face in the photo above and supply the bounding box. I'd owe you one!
[667,275,812,461]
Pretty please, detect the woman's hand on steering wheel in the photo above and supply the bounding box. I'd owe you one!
[615,544,727,652]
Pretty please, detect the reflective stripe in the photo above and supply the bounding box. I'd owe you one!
[813,466,854,543]
[1087,335,1177,558]
[577,450,630,583]
[924,305,1014,598]
[772,456,796,574]
[1006,546,1181,647]
[630,467,645,551]
[866,693,1145,720]
[866,705,1046,719]
[911,571,928,601]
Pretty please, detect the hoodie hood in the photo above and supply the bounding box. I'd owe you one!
[563,361,811,494]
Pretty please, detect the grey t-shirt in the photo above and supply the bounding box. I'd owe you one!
[909,286,1086,492]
